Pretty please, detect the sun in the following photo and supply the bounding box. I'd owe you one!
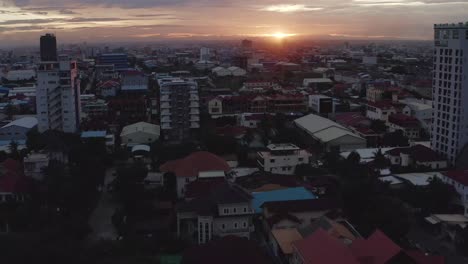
[270,32,296,39]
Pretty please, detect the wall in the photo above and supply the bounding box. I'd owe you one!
[176,176,196,198]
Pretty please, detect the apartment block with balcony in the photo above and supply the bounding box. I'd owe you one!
[257,144,311,175]
[36,55,81,133]
[159,77,200,142]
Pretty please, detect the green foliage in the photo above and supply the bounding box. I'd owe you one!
[370,120,387,134]
[382,130,409,147]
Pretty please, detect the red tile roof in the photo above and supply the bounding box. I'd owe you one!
[388,114,419,128]
[159,151,230,178]
[335,112,370,127]
[215,125,247,138]
[443,170,468,186]
[406,250,445,264]
[349,229,401,264]
[0,158,29,193]
[385,145,445,163]
[367,100,395,110]
[293,228,360,264]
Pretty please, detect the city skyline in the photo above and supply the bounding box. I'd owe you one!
[1,0,468,46]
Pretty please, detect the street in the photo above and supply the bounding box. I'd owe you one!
[87,167,119,242]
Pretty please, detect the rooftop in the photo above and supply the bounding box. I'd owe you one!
[1,117,38,129]
[251,187,316,213]
[443,170,468,186]
[160,151,230,178]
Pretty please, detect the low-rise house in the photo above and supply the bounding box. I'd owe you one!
[0,117,37,141]
[387,114,421,139]
[97,79,120,97]
[438,170,468,215]
[262,199,339,231]
[160,151,231,198]
[294,114,366,152]
[257,144,310,175]
[291,228,444,264]
[367,100,411,122]
[176,183,254,244]
[385,144,447,169]
[120,122,160,146]
[23,152,49,181]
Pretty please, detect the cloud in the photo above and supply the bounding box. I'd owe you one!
[261,4,324,13]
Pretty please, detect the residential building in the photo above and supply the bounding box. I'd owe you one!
[5,70,36,81]
[159,77,200,142]
[261,199,339,231]
[240,81,281,93]
[366,101,397,121]
[387,114,421,139]
[0,117,37,141]
[160,151,230,198]
[98,53,129,70]
[81,98,108,118]
[40,33,57,61]
[438,170,468,216]
[97,79,119,97]
[294,114,366,152]
[303,78,333,89]
[257,144,310,175]
[120,121,160,146]
[385,144,448,169]
[121,70,148,92]
[177,183,254,244]
[36,35,81,133]
[23,152,49,181]
[366,87,384,102]
[108,96,147,125]
[308,95,334,115]
[432,23,468,164]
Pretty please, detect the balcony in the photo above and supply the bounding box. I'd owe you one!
[190,122,200,128]
[160,103,171,109]
[161,124,172,130]
[160,96,170,102]
[189,102,200,108]
[189,95,199,101]
[161,117,171,122]
[190,116,200,122]
[190,110,200,115]
[161,110,171,116]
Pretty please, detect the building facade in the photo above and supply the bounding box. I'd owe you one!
[159,78,200,142]
[257,144,310,175]
[432,23,468,164]
[36,36,81,133]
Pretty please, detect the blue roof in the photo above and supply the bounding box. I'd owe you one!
[251,187,316,213]
[81,131,106,138]
[0,140,26,146]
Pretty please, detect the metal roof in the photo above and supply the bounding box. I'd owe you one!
[1,117,37,129]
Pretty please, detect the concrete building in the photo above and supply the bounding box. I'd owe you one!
[159,77,200,142]
[36,35,81,133]
[257,144,310,175]
[5,70,36,81]
[120,121,160,146]
[177,183,254,244]
[438,170,468,216]
[387,114,421,139]
[98,53,129,70]
[366,87,384,103]
[0,117,37,141]
[308,95,334,115]
[121,70,148,92]
[23,152,49,181]
[431,22,468,164]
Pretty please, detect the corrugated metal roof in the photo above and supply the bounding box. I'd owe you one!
[251,187,316,213]
[294,114,363,143]
[1,116,37,129]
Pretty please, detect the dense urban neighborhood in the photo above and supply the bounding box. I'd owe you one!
[1,23,468,264]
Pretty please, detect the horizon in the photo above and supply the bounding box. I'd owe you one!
[1,0,467,47]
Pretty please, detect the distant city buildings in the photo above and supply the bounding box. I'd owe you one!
[432,22,468,164]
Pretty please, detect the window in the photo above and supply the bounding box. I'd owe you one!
[243,207,247,213]
[221,224,225,230]
[223,208,229,214]
[453,30,459,39]
[234,222,238,229]
[270,159,275,163]
[298,158,303,162]
[233,208,237,213]
[243,222,247,228]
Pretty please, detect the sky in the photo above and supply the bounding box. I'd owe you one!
[0,0,467,46]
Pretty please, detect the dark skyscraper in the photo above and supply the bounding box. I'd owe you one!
[40,33,57,61]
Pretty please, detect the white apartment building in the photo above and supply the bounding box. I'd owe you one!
[432,23,468,164]
[257,144,310,175]
[158,77,200,142]
[36,55,81,133]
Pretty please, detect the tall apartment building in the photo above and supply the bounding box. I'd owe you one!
[159,77,200,142]
[36,34,81,133]
[432,22,468,164]
[40,33,57,61]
